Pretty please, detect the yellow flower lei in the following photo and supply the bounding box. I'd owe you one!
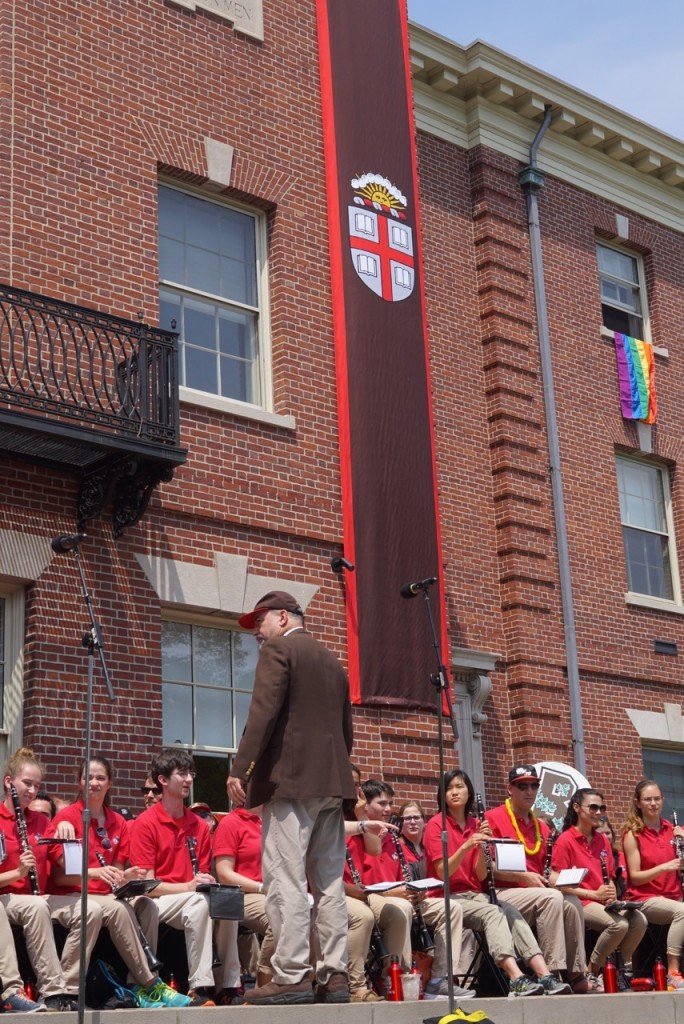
[505,798,542,855]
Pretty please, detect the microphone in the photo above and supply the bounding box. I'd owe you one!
[331,557,355,574]
[400,576,437,598]
[51,533,86,554]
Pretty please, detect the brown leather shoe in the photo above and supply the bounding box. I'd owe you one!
[244,979,314,1005]
[315,972,350,1004]
[350,987,384,1002]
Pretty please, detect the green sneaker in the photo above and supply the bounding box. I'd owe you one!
[134,981,192,1008]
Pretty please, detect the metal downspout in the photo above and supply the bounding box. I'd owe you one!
[519,107,587,776]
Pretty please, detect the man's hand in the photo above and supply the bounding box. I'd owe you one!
[345,883,368,902]
[227,775,246,807]
[522,871,548,888]
[362,819,399,836]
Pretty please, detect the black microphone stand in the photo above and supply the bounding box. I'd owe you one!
[411,581,459,1015]
[55,538,116,1024]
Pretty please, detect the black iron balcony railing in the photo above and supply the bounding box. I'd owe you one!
[0,283,186,534]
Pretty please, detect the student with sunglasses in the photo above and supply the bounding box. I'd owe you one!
[485,765,589,992]
[550,787,647,991]
[48,755,190,1008]
[140,776,161,813]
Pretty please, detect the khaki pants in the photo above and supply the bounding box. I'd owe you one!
[454,892,540,965]
[345,896,375,993]
[48,894,103,995]
[1,893,70,998]
[87,894,156,988]
[222,891,275,978]
[262,797,348,986]
[367,893,413,971]
[496,887,586,973]
[639,895,684,958]
[419,896,464,978]
[0,899,24,998]
[582,901,647,969]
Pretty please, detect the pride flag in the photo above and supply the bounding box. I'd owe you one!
[614,332,657,424]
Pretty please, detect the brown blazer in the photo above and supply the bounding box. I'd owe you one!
[231,628,355,808]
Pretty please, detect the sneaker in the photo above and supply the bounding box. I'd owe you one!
[508,976,544,997]
[244,979,314,1006]
[43,995,78,1012]
[2,989,46,1013]
[314,972,350,1004]
[667,971,684,991]
[187,989,216,1007]
[618,970,633,993]
[424,978,476,1000]
[134,980,192,1008]
[588,971,604,993]
[539,974,571,995]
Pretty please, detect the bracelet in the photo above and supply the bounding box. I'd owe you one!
[257,882,263,894]
[358,821,366,835]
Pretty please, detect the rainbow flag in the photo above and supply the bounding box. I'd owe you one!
[614,332,657,424]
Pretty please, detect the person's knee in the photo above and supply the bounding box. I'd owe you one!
[85,902,104,927]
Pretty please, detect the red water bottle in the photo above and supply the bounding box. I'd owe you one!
[603,957,618,994]
[168,974,178,992]
[654,957,667,992]
[411,958,424,1000]
[24,983,36,1001]
[387,956,404,1001]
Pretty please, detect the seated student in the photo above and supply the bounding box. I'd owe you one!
[424,769,569,997]
[550,786,647,991]
[622,779,684,990]
[129,748,240,1006]
[48,755,189,1008]
[140,776,161,814]
[0,747,97,1011]
[485,764,587,992]
[29,791,56,820]
[0,900,43,1012]
[213,802,273,1004]
[361,779,473,1001]
[396,800,427,880]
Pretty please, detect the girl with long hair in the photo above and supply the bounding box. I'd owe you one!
[622,779,684,989]
[550,787,647,990]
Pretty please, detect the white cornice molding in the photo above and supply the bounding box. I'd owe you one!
[409,27,684,233]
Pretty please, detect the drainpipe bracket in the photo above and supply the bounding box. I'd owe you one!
[519,165,545,191]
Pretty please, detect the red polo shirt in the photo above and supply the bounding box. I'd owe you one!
[129,802,211,882]
[213,808,262,882]
[47,800,130,895]
[551,827,614,905]
[424,812,481,894]
[361,831,402,886]
[0,801,50,894]
[486,803,550,885]
[624,819,683,901]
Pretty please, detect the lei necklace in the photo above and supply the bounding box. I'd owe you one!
[505,798,541,855]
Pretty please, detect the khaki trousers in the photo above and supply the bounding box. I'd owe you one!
[636,896,684,959]
[48,894,104,994]
[454,892,540,965]
[0,899,23,998]
[221,891,275,977]
[0,893,69,998]
[582,901,647,969]
[367,893,413,971]
[345,896,375,993]
[496,887,586,973]
[87,894,156,988]
[262,797,348,986]
[419,896,464,978]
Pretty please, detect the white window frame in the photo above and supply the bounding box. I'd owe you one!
[158,181,288,428]
[641,744,684,819]
[616,454,682,611]
[597,240,651,343]
[0,584,24,766]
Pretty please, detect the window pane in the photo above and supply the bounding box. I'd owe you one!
[642,747,684,821]
[623,527,673,599]
[601,304,643,338]
[618,461,667,532]
[183,297,216,352]
[185,345,218,393]
[192,627,230,687]
[235,689,253,748]
[162,622,192,682]
[186,200,220,254]
[219,308,255,359]
[159,289,180,332]
[192,752,230,812]
[160,238,185,283]
[220,355,252,403]
[158,186,186,243]
[196,687,232,747]
[162,683,193,744]
[232,631,258,690]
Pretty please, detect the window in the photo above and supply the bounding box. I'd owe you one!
[642,747,684,820]
[0,585,24,765]
[616,456,678,601]
[597,242,647,339]
[161,620,258,809]
[158,184,266,406]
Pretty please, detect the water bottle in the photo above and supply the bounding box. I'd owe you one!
[387,956,404,1001]
[411,958,424,999]
[654,957,667,992]
[603,956,618,994]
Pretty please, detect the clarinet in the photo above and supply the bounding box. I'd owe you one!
[95,850,163,972]
[9,782,40,896]
[475,792,498,906]
[390,832,434,953]
[187,836,221,967]
[543,826,557,882]
[345,849,389,960]
[672,812,684,889]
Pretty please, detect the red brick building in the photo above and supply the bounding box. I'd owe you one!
[1,1,683,821]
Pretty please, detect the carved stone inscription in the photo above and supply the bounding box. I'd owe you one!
[171,0,264,41]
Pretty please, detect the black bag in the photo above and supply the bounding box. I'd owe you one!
[85,959,138,1009]
[196,883,244,920]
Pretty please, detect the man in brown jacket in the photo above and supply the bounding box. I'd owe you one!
[227,591,356,1006]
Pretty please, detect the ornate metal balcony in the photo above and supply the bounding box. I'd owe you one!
[0,283,186,535]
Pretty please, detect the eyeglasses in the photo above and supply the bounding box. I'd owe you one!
[95,825,111,850]
[172,770,196,780]
[140,786,160,795]
[402,815,423,822]
[584,803,607,814]
[513,782,540,791]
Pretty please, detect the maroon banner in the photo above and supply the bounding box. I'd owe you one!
[316,0,448,706]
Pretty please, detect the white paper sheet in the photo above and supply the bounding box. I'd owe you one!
[63,842,82,875]
[554,867,588,887]
[493,842,526,871]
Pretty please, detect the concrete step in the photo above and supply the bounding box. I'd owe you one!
[3,993,684,1023]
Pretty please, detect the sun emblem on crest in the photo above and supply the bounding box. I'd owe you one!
[347,173,414,302]
[351,174,407,213]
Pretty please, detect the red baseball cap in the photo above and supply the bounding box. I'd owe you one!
[238,591,304,630]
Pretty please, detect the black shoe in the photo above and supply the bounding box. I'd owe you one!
[43,996,79,1012]
[215,988,244,1006]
